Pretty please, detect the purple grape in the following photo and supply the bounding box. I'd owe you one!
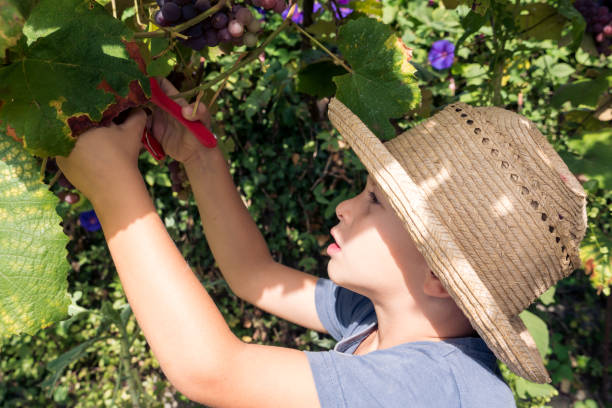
[604,25,612,36]
[58,174,74,189]
[273,0,286,14]
[175,0,191,5]
[185,35,208,50]
[161,2,181,23]
[236,7,254,25]
[243,32,258,47]
[212,12,229,29]
[228,20,244,37]
[195,0,211,11]
[247,19,262,32]
[154,10,168,26]
[218,27,232,42]
[185,24,203,37]
[262,0,275,9]
[202,18,213,30]
[205,29,219,46]
[182,4,197,20]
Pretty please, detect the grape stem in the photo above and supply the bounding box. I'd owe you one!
[134,0,228,39]
[172,4,299,100]
[290,21,352,73]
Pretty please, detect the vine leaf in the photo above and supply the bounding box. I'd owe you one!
[0,129,71,343]
[333,17,421,141]
[0,0,150,158]
[560,128,612,190]
[0,0,26,58]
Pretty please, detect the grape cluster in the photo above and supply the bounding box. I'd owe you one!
[573,0,612,55]
[154,0,286,51]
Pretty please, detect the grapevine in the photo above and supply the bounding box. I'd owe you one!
[151,0,287,50]
[573,0,612,55]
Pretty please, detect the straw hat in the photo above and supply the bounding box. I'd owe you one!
[327,98,587,383]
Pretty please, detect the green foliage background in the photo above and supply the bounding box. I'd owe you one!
[0,0,611,407]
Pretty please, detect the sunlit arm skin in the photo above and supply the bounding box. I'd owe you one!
[56,110,319,407]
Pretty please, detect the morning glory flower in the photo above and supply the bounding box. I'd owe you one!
[282,2,324,24]
[428,39,455,70]
[79,210,101,232]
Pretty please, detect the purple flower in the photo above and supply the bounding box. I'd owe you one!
[428,39,455,70]
[79,210,101,232]
[330,2,353,19]
[282,2,323,24]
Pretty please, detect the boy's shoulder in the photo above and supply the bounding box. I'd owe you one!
[306,339,516,408]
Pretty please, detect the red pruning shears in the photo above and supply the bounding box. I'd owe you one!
[141,77,217,160]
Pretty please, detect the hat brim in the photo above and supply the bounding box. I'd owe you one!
[328,97,550,384]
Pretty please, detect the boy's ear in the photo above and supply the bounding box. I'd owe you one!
[423,270,452,298]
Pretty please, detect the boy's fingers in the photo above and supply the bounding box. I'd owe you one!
[158,78,189,107]
[181,104,211,127]
[121,108,148,150]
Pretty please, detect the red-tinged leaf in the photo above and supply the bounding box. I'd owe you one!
[68,80,149,137]
[0,0,150,158]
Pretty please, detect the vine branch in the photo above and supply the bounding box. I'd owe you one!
[134,0,227,39]
[291,22,352,73]
[172,5,298,100]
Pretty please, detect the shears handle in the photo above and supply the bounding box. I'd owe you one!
[141,77,218,161]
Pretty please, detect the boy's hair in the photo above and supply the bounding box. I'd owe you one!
[328,98,587,384]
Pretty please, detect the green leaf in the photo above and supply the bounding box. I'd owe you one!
[22,0,94,45]
[0,0,26,57]
[146,37,175,78]
[517,3,566,42]
[297,60,346,98]
[333,17,421,141]
[519,310,549,359]
[456,10,488,50]
[551,77,610,110]
[514,376,558,399]
[549,63,575,78]
[40,336,101,393]
[457,0,490,15]
[8,0,40,20]
[557,0,585,51]
[538,286,556,305]
[560,128,612,190]
[579,227,612,295]
[349,0,382,17]
[0,130,71,342]
[0,0,150,158]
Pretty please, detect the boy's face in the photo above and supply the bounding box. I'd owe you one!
[327,174,431,299]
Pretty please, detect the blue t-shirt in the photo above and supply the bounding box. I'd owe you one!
[305,278,516,408]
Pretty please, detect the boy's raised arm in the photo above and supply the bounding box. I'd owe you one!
[182,146,326,333]
[55,113,321,406]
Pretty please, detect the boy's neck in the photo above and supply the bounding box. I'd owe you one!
[367,295,476,351]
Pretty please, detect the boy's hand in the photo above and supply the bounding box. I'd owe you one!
[150,78,213,164]
[55,109,147,204]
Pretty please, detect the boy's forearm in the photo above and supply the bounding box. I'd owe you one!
[91,174,240,391]
[182,147,273,291]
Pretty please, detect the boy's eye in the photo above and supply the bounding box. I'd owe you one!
[369,191,379,204]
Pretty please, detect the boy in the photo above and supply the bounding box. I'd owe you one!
[56,79,586,407]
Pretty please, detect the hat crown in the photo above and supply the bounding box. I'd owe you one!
[384,103,587,315]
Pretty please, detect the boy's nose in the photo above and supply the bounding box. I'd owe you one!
[335,196,355,223]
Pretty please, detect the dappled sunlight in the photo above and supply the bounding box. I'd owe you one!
[492,194,514,217]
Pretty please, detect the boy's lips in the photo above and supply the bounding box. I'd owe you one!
[330,227,342,248]
[328,227,342,255]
